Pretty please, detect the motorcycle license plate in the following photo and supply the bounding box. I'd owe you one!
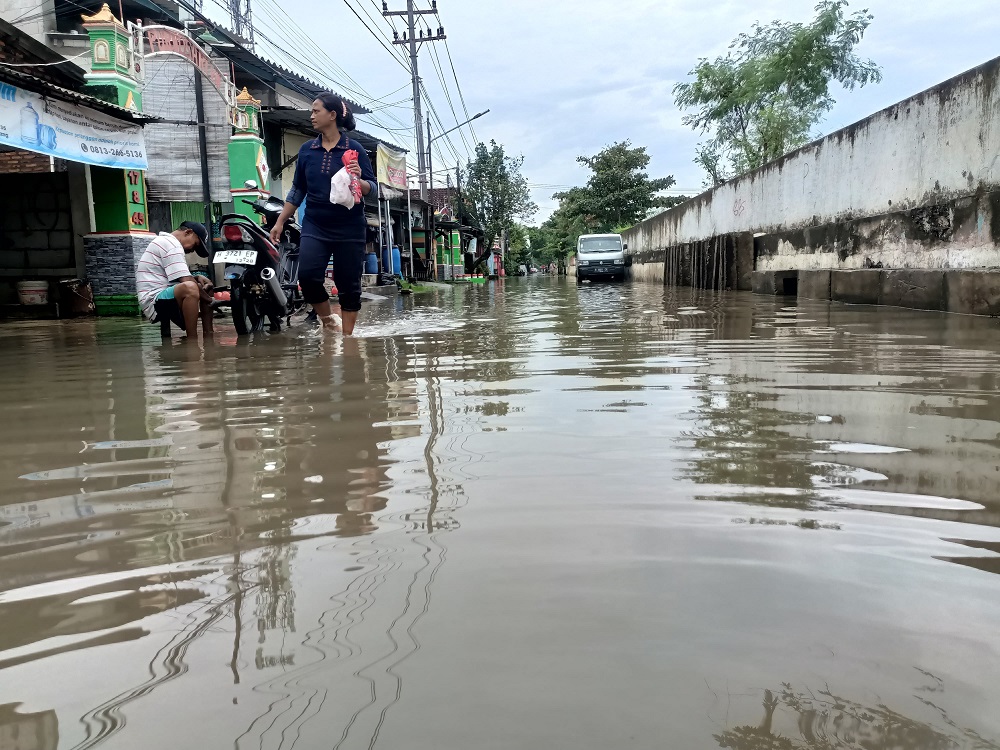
[214,249,257,265]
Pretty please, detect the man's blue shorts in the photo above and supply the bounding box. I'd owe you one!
[154,285,185,328]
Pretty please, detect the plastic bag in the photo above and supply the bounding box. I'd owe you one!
[343,149,363,204]
[330,167,355,209]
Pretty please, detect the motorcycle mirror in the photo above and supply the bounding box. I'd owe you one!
[244,180,258,190]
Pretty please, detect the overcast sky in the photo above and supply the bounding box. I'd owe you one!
[234,0,1000,222]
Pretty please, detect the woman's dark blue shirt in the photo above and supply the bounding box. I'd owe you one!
[285,135,378,243]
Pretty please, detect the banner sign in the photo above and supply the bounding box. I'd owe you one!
[0,83,147,169]
[376,143,407,190]
[144,26,236,106]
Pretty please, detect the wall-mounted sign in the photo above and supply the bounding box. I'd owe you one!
[0,84,147,169]
[255,145,270,189]
[376,143,407,191]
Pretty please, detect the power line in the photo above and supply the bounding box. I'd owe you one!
[253,0,382,90]
[234,0,398,101]
[198,0,413,142]
[442,38,478,145]
[422,22,472,156]
[420,81,464,166]
[0,49,91,67]
[341,0,411,73]
[201,0,409,134]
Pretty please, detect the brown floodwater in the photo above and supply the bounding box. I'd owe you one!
[2,277,1000,749]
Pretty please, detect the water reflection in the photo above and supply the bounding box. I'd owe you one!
[1,281,1000,748]
[0,704,58,750]
[714,683,999,750]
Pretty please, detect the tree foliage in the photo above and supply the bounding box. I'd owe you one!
[461,141,537,257]
[673,1,881,185]
[530,141,675,269]
[562,141,676,232]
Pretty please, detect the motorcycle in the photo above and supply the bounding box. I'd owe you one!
[214,181,304,335]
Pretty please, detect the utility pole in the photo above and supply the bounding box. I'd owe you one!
[227,0,255,49]
[427,114,436,276]
[384,0,446,201]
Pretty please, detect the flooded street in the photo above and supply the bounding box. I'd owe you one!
[3,277,1000,749]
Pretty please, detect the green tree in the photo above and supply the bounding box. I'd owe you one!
[504,223,532,275]
[535,189,593,272]
[461,141,537,260]
[674,1,881,185]
[566,141,676,231]
[527,141,678,271]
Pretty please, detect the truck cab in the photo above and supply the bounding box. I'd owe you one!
[576,233,628,282]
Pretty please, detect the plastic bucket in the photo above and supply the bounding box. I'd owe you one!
[17,280,48,305]
[365,252,378,275]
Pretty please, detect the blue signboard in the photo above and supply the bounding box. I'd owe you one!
[0,82,148,170]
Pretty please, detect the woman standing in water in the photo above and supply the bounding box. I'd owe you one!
[270,93,378,334]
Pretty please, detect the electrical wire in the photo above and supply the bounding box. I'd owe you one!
[0,49,91,67]
[247,0,416,138]
[197,0,413,146]
[442,38,477,145]
[423,26,472,156]
[350,0,411,66]
[421,81,465,165]
[256,0,403,93]
[10,0,95,28]
[197,0,402,126]
[339,0,411,73]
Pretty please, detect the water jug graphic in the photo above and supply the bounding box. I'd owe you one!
[20,102,39,147]
[38,124,57,150]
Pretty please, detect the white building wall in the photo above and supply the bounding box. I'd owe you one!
[626,56,1000,272]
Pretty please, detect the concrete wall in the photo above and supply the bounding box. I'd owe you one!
[0,172,75,277]
[0,0,55,44]
[626,55,1000,278]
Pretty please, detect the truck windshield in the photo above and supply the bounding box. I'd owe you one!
[579,237,622,253]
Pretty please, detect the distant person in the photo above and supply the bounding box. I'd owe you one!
[269,93,378,335]
[136,221,215,339]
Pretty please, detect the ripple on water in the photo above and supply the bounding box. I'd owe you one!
[2,279,1000,748]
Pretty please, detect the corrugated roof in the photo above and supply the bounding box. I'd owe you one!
[260,108,405,153]
[0,67,155,123]
[193,21,369,115]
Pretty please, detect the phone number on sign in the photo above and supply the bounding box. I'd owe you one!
[81,144,144,158]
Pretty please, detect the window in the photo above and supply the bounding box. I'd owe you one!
[578,237,622,253]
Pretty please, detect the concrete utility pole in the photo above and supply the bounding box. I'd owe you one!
[383,0,446,201]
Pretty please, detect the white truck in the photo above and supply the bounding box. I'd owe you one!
[576,233,628,283]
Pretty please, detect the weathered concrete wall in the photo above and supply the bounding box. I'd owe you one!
[756,267,1000,316]
[626,55,1000,277]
